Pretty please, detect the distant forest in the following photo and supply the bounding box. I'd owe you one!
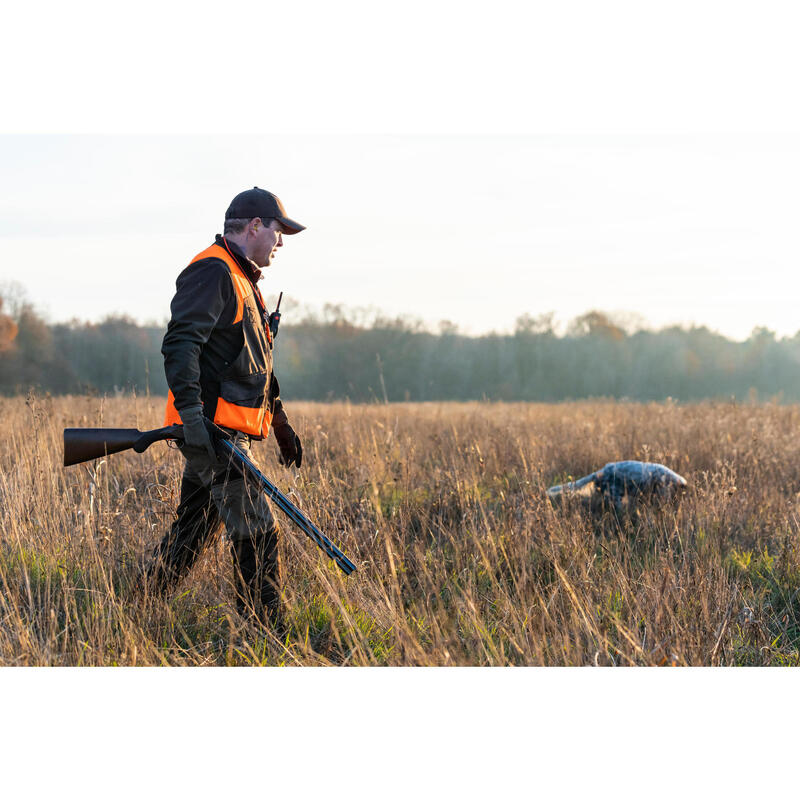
[1,291,799,403]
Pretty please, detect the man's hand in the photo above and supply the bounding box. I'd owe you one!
[273,421,302,468]
[179,404,218,464]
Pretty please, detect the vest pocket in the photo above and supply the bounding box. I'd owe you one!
[219,371,268,408]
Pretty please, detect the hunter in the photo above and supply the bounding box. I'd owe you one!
[146,187,305,632]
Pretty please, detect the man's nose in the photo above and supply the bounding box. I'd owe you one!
[277,233,283,247]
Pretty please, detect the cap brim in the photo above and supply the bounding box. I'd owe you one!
[277,216,305,235]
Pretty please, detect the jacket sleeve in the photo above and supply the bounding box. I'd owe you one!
[161,258,236,412]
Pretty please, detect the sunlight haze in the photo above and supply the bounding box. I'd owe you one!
[1,134,798,340]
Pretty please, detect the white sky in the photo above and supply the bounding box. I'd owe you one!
[2,1,799,340]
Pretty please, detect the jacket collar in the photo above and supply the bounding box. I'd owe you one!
[215,234,262,283]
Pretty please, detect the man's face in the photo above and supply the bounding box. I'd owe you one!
[250,218,283,268]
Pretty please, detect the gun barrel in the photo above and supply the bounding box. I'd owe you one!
[217,438,357,575]
[64,428,142,467]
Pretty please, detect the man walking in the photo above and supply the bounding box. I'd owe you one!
[146,187,304,631]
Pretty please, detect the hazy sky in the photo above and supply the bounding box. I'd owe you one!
[1,134,798,339]
[2,1,799,340]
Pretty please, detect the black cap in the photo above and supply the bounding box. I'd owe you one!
[225,186,305,235]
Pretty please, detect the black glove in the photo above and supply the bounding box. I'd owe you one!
[179,404,218,464]
[273,422,302,468]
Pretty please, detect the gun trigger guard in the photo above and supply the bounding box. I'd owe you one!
[134,424,186,454]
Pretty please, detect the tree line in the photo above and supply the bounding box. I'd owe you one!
[1,294,799,402]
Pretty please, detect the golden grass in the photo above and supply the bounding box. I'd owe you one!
[2,393,800,666]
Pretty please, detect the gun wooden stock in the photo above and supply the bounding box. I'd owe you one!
[63,425,183,467]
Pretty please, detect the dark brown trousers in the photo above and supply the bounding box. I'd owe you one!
[146,432,280,624]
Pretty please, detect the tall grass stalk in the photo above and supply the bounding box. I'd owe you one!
[2,394,799,666]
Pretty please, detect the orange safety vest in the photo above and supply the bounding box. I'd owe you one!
[164,243,274,438]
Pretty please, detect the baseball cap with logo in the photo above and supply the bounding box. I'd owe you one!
[225,186,306,234]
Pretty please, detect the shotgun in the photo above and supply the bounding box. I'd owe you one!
[63,423,356,575]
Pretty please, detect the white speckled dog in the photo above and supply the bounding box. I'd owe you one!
[547,461,688,513]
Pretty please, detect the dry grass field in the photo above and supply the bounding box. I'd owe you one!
[2,393,800,666]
